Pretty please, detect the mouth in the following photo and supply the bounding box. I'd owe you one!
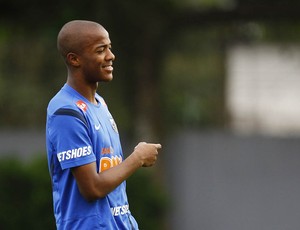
[102,64,113,72]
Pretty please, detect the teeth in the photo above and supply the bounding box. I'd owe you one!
[103,66,113,71]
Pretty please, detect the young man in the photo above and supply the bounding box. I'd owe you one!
[46,20,162,229]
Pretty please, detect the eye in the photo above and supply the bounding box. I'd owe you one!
[97,48,105,54]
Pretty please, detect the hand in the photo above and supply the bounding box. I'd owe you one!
[133,142,162,167]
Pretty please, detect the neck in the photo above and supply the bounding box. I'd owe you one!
[67,77,98,105]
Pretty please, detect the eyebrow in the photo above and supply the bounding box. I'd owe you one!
[96,43,112,48]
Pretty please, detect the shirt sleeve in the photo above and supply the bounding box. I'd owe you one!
[48,112,96,170]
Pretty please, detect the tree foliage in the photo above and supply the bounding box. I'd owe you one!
[0,157,55,229]
[1,0,300,134]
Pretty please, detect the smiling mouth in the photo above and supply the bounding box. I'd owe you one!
[103,65,113,72]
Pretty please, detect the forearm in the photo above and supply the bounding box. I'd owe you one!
[72,151,142,201]
[72,142,161,201]
[93,152,143,197]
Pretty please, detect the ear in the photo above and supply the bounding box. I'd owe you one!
[66,52,80,67]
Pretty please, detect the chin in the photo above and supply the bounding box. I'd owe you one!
[107,75,113,81]
[102,75,113,82]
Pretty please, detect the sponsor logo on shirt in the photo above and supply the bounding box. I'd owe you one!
[76,100,88,112]
[57,145,92,162]
[111,205,130,216]
[101,147,114,154]
[99,155,122,172]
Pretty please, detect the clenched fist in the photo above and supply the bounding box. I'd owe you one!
[133,142,162,167]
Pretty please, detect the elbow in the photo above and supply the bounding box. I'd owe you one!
[79,188,109,202]
[83,194,106,202]
[82,193,99,202]
[74,171,115,201]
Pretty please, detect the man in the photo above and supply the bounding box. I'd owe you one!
[46,20,162,230]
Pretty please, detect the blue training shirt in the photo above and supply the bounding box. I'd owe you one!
[46,84,138,230]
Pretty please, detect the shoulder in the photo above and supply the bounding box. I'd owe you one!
[47,88,90,132]
[47,86,85,116]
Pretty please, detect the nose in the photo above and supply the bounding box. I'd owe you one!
[106,49,115,61]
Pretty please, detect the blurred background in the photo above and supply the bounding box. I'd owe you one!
[1,0,300,229]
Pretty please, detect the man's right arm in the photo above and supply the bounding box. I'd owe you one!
[71,142,162,202]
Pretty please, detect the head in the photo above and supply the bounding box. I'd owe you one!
[57,20,115,83]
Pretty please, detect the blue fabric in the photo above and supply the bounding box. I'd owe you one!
[46,84,138,229]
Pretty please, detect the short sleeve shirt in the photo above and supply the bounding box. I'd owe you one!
[46,84,138,229]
